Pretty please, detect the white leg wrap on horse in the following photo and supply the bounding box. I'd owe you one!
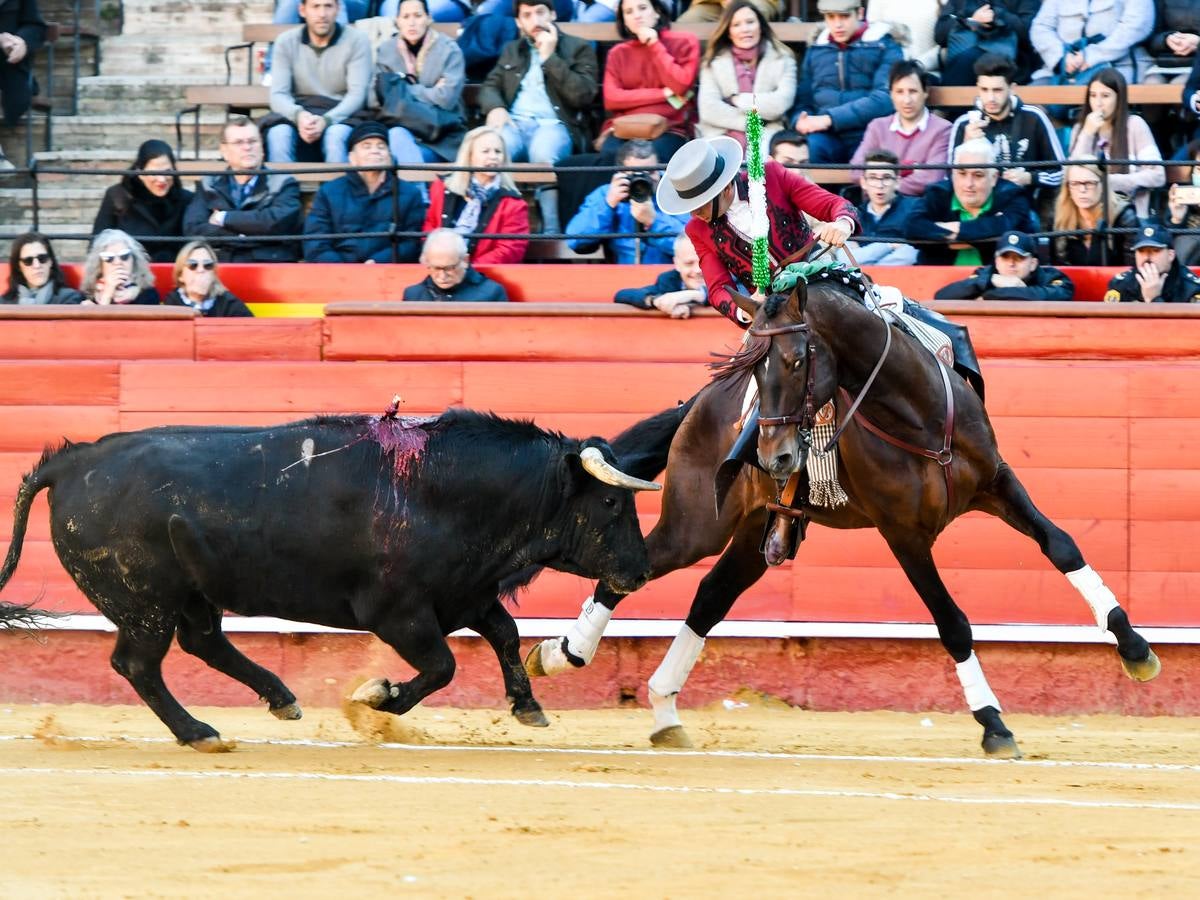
[649,688,681,733]
[1066,565,1120,631]
[955,652,1001,712]
[563,596,612,665]
[648,626,705,700]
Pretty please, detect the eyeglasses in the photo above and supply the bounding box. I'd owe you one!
[863,173,897,184]
[222,138,261,147]
[19,253,50,266]
[1067,180,1101,189]
[185,259,216,271]
[427,263,464,275]
[100,251,133,264]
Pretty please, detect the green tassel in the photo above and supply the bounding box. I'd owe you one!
[746,109,764,180]
[752,236,771,293]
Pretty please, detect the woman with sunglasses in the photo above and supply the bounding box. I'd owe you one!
[2,233,84,305]
[162,241,252,317]
[92,139,193,264]
[80,229,160,306]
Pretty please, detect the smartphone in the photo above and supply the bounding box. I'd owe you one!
[1174,185,1200,205]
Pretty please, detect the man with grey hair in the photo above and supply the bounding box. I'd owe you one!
[402,229,510,302]
[906,137,1032,265]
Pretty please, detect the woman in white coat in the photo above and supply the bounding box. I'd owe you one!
[696,0,797,156]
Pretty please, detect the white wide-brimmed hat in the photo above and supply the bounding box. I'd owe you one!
[655,137,744,216]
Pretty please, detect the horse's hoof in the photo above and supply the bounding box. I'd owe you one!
[525,638,579,677]
[351,678,391,708]
[650,725,693,749]
[513,706,550,728]
[982,733,1022,759]
[189,736,236,753]
[1122,648,1161,683]
[524,642,548,678]
[270,702,303,721]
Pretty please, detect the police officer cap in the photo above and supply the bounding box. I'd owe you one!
[995,231,1035,258]
[1130,222,1174,251]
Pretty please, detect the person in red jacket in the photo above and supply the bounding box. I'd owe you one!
[656,135,859,325]
[600,0,700,162]
[423,126,529,265]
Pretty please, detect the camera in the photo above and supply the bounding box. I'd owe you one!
[627,172,654,204]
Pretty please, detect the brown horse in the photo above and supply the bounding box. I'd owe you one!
[527,272,1161,758]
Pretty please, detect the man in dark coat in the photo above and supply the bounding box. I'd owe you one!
[303,121,423,263]
[182,116,303,263]
[1105,223,1200,304]
[403,229,510,302]
[935,231,1074,300]
[0,0,46,166]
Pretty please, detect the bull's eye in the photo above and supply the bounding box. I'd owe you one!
[603,496,617,508]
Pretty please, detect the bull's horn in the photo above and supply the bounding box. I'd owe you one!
[580,447,662,492]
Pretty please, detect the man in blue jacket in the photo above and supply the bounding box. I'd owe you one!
[303,121,424,263]
[565,140,690,264]
[789,0,903,164]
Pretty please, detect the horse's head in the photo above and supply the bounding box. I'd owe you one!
[730,281,825,482]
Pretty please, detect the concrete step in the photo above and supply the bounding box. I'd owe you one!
[119,0,273,35]
[77,74,224,115]
[0,187,104,227]
[32,148,223,187]
[0,222,93,262]
[99,34,248,78]
[50,113,227,153]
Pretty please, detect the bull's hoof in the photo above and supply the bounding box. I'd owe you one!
[189,736,237,753]
[982,733,1022,759]
[1121,648,1162,683]
[649,725,693,749]
[351,678,392,709]
[513,706,550,728]
[270,702,303,721]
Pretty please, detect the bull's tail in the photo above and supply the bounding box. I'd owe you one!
[610,393,699,482]
[0,453,62,629]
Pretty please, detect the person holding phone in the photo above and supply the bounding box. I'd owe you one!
[80,230,160,306]
[1166,138,1200,266]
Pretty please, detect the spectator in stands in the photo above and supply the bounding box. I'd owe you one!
[265,0,372,164]
[479,0,599,234]
[566,140,689,264]
[1145,0,1200,83]
[1029,0,1152,87]
[850,149,918,265]
[1166,138,1200,266]
[697,1,796,155]
[303,121,424,263]
[934,230,1074,299]
[613,232,707,316]
[947,53,1063,204]
[789,0,903,165]
[273,0,394,25]
[1050,160,1138,267]
[867,0,941,73]
[1066,68,1164,217]
[2,232,82,305]
[374,0,466,166]
[599,0,699,161]
[0,0,46,169]
[426,126,529,264]
[92,140,193,265]
[849,60,951,198]
[677,0,780,25]
[905,137,1032,265]
[80,230,161,306]
[403,229,510,301]
[1186,56,1200,142]
[162,241,253,317]
[934,0,1037,85]
[656,136,860,325]
[1104,223,1200,303]
[183,117,303,263]
[769,131,807,167]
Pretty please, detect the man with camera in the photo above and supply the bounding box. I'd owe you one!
[566,140,690,264]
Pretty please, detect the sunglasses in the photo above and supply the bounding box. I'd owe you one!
[185,259,216,271]
[20,253,50,266]
[100,251,133,264]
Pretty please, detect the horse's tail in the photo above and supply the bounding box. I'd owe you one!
[0,446,68,629]
[610,393,699,482]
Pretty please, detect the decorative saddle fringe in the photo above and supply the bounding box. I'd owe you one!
[807,405,848,509]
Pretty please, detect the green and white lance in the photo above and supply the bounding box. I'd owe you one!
[745,107,770,294]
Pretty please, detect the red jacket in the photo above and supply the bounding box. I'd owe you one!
[424,179,529,265]
[685,161,859,325]
[601,32,700,136]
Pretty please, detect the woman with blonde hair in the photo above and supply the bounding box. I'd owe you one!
[162,241,252,317]
[423,126,529,264]
[81,229,160,306]
[1051,160,1138,267]
[696,0,796,155]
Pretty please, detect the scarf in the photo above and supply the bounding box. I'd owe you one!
[398,30,433,80]
[454,176,502,235]
[17,282,55,305]
[730,44,759,94]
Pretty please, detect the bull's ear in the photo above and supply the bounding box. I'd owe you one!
[727,289,760,322]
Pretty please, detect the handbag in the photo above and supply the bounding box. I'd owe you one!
[610,113,670,141]
[375,72,463,143]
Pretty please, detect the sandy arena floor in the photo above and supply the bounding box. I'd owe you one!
[0,699,1198,898]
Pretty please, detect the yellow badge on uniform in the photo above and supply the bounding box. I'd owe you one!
[1103,289,1121,303]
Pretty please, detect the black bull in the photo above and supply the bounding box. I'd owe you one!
[0,408,658,751]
